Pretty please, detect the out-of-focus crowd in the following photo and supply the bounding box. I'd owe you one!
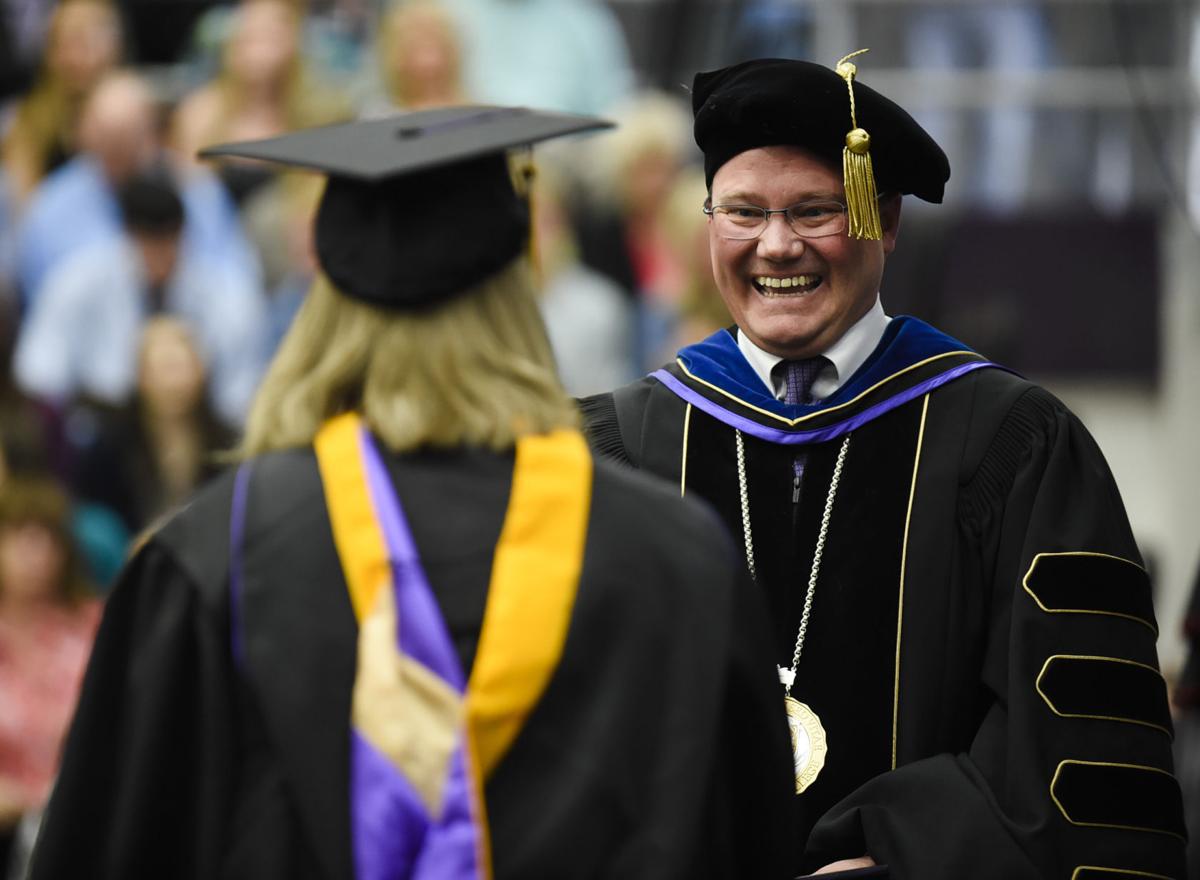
[0,0,726,871]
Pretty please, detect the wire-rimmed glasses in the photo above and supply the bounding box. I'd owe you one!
[703,199,849,240]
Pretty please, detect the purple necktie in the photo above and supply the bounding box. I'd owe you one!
[780,357,828,407]
[777,357,829,501]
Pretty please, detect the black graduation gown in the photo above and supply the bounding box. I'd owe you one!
[581,325,1186,880]
[29,444,797,880]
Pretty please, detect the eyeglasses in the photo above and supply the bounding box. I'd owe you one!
[703,199,849,240]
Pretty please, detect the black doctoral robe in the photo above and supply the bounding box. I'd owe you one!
[29,442,797,879]
[582,319,1186,879]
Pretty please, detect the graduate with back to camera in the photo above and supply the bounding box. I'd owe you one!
[29,108,797,880]
[582,52,1186,878]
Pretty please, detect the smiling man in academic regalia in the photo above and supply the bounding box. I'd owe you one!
[27,108,798,880]
[582,55,1186,878]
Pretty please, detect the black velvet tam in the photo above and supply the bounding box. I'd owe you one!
[199,106,612,310]
[692,58,950,201]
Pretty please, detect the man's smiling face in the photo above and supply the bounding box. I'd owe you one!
[707,144,901,359]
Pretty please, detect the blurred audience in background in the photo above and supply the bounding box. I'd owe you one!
[728,0,815,62]
[903,3,1052,213]
[240,170,323,354]
[575,91,694,369]
[0,295,61,479]
[14,70,261,306]
[68,316,235,534]
[13,168,267,426]
[172,0,350,206]
[661,167,729,352]
[359,0,466,114]
[186,0,374,89]
[442,0,632,115]
[533,161,635,396]
[3,295,127,592]
[1,0,122,208]
[0,476,100,874]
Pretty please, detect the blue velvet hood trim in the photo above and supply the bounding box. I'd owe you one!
[677,316,976,418]
[651,317,1010,444]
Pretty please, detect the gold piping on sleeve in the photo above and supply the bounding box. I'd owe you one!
[680,403,692,498]
[677,350,979,426]
[1050,760,1184,841]
[1070,866,1172,880]
[893,393,929,769]
[1022,551,1157,634]
[1035,654,1172,738]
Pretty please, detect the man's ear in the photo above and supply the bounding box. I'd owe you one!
[880,193,902,255]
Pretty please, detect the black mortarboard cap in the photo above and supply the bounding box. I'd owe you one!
[200,106,612,309]
[692,58,950,204]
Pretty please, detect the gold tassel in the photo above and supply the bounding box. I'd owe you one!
[510,149,541,281]
[525,161,539,282]
[835,50,882,240]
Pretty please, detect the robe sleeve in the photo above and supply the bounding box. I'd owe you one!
[807,386,1186,879]
[29,539,235,880]
[578,392,635,466]
[579,379,662,469]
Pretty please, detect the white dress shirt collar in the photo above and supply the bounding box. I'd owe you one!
[735,296,891,401]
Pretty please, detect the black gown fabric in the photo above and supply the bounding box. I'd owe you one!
[581,349,1186,879]
[29,443,797,879]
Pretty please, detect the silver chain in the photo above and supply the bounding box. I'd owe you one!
[735,430,757,581]
[735,430,851,695]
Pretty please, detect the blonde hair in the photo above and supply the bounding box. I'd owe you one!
[240,258,579,457]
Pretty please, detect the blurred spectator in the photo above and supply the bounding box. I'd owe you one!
[14,168,267,426]
[533,162,635,396]
[663,167,730,353]
[173,0,351,206]
[14,69,260,306]
[240,170,322,354]
[69,316,236,534]
[575,91,693,369]
[186,0,372,87]
[2,294,127,590]
[358,0,466,115]
[443,0,633,115]
[904,4,1053,212]
[0,294,60,480]
[1,0,123,208]
[0,476,100,874]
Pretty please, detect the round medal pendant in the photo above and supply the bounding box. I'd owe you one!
[784,696,828,794]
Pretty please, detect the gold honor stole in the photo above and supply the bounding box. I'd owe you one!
[314,413,592,880]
